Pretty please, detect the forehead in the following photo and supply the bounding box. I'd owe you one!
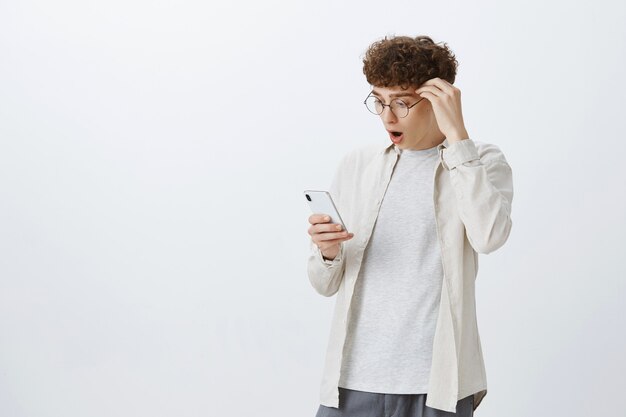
[370,86,418,99]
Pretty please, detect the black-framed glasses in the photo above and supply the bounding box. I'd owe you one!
[363,93,425,118]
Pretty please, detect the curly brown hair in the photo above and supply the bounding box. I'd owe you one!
[362,35,459,91]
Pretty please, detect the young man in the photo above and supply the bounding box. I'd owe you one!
[307,35,514,416]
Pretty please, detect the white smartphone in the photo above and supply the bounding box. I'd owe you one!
[303,190,349,233]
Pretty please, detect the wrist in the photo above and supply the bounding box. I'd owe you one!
[446,128,469,143]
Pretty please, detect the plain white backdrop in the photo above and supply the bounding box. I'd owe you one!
[1,1,625,416]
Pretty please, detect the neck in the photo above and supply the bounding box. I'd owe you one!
[402,129,446,151]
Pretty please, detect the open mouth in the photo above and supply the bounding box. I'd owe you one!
[388,130,404,143]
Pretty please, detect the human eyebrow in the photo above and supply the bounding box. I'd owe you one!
[370,90,417,100]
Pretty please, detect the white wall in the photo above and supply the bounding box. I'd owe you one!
[1,1,625,416]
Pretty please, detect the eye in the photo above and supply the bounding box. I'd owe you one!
[393,99,408,108]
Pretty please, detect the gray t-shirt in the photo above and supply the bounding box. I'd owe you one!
[338,144,444,394]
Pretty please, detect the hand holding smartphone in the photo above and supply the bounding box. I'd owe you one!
[304,190,353,261]
[303,190,348,232]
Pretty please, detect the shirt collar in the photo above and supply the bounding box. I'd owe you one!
[380,138,450,155]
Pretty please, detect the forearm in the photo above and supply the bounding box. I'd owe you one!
[307,240,346,297]
[442,139,514,254]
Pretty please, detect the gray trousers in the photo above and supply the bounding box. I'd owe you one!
[315,387,474,417]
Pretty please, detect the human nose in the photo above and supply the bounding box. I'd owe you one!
[380,105,398,123]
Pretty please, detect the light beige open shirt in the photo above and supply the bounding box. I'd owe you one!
[307,138,514,413]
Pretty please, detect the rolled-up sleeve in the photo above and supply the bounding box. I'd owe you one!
[307,239,346,297]
[441,139,514,254]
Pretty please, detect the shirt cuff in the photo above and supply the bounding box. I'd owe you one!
[440,139,479,170]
